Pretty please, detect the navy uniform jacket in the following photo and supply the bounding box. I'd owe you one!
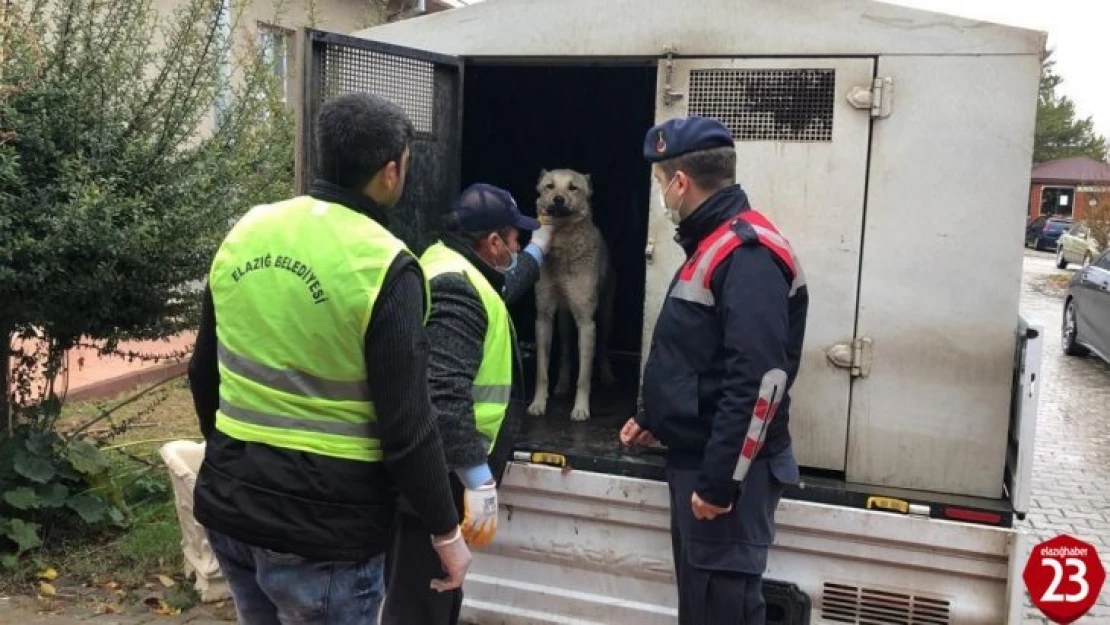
[636,185,809,508]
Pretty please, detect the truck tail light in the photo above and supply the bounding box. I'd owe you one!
[942,506,1004,525]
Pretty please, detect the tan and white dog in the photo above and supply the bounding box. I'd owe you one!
[527,168,616,421]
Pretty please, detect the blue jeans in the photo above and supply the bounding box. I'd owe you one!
[207,529,385,625]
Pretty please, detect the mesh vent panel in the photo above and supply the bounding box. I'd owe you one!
[319,45,435,136]
[688,68,836,142]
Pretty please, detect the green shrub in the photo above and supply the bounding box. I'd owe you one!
[0,430,127,570]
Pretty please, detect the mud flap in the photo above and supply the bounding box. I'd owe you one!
[763,579,812,625]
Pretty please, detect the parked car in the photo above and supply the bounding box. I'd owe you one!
[1055,223,1103,269]
[1025,215,1073,251]
[1063,249,1110,363]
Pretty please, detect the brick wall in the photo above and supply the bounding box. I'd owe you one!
[1029,182,1110,221]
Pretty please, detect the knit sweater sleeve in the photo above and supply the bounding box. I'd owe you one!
[425,272,490,471]
[364,256,459,535]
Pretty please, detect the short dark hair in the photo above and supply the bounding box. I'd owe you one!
[658,146,736,191]
[314,92,415,190]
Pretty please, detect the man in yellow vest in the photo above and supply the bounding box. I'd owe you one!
[381,183,552,624]
[187,92,469,624]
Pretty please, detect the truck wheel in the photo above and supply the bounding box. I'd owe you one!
[1055,247,1068,270]
[1062,299,1089,357]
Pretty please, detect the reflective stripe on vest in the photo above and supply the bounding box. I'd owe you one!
[208,196,426,462]
[420,242,513,453]
[669,209,804,306]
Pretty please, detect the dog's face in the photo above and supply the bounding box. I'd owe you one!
[536,169,592,222]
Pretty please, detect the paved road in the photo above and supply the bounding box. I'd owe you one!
[1018,250,1110,624]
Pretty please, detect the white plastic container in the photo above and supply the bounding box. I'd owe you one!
[159,440,229,603]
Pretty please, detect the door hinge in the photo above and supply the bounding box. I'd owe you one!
[661,45,684,107]
[826,337,873,378]
[847,77,893,119]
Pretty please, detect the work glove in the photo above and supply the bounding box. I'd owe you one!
[460,481,499,548]
[430,526,472,592]
[530,222,554,253]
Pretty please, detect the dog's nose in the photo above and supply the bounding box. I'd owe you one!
[553,195,566,204]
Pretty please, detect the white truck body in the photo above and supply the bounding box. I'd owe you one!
[294,1,1048,622]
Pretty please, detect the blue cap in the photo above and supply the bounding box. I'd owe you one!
[643,116,734,162]
[451,183,540,232]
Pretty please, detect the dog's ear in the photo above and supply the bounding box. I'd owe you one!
[536,169,549,190]
[583,173,593,198]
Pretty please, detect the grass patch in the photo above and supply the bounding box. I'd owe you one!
[1,378,202,612]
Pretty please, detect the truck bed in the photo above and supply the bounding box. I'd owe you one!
[513,386,665,480]
[462,462,1027,625]
[511,347,1017,526]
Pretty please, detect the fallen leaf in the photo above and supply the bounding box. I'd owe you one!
[94,602,120,615]
[38,582,57,597]
[144,583,154,589]
[156,575,176,588]
[37,567,58,581]
[143,595,179,616]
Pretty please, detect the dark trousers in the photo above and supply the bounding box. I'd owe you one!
[667,456,786,625]
[381,474,466,625]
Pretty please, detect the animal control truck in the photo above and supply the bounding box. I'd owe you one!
[294,1,1046,622]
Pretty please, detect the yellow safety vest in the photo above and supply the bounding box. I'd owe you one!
[420,242,513,453]
[208,196,428,463]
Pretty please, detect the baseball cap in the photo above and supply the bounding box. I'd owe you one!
[451,183,541,232]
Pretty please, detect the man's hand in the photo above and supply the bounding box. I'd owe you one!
[461,481,499,548]
[530,223,554,253]
[430,527,472,592]
[691,492,733,521]
[619,417,657,447]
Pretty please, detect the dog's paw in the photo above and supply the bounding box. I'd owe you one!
[527,398,548,416]
[570,405,591,422]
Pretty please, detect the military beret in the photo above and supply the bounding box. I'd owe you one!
[643,116,734,163]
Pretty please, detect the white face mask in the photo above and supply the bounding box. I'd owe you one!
[658,175,684,225]
[492,234,516,274]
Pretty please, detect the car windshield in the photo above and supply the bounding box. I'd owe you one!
[1046,221,1071,233]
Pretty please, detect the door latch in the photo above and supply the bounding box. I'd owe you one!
[826,337,873,378]
[660,46,684,107]
[847,77,893,118]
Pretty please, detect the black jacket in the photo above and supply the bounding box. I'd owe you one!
[188,182,459,561]
[637,185,809,508]
[424,234,536,481]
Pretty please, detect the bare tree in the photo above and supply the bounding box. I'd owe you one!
[1084,191,1110,253]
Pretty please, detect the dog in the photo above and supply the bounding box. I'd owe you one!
[526,168,616,422]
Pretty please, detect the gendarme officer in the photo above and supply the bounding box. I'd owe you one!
[620,116,809,624]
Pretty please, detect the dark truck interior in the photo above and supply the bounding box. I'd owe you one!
[458,62,665,478]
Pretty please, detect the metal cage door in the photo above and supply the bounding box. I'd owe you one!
[299,30,463,253]
[646,57,875,472]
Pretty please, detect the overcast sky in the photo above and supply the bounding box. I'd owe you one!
[887,0,1110,141]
